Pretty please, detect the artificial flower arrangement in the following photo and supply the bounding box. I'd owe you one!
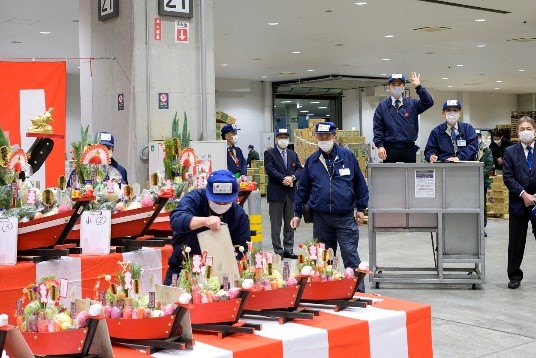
[92,261,177,319]
[172,245,237,305]
[237,242,298,290]
[296,241,358,281]
[15,275,81,333]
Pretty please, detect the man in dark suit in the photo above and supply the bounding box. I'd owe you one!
[503,116,536,289]
[264,128,303,259]
[221,124,247,182]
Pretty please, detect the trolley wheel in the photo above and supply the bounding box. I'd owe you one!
[375,282,380,289]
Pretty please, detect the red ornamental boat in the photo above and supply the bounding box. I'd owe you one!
[17,210,74,251]
[301,278,358,301]
[184,298,243,325]
[243,284,302,311]
[106,315,179,340]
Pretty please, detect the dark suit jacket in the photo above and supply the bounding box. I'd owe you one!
[264,147,303,202]
[226,146,247,176]
[503,142,536,215]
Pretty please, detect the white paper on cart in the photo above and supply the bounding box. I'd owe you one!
[80,210,111,255]
[0,217,17,265]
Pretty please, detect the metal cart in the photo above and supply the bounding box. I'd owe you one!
[368,162,485,289]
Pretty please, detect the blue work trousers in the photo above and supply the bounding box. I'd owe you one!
[313,211,365,292]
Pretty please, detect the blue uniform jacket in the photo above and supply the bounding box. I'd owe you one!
[226,146,248,176]
[111,158,128,184]
[168,189,250,270]
[424,122,478,162]
[264,147,303,202]
[503,143,536,216]
[373,85,434,148]
[294,144,369,217]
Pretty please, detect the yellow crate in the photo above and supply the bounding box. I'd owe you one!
[487,197,508,205]
[254,160,264,169]
[490,182,507,191]
[491,175,504,183]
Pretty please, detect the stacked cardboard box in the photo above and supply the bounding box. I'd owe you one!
[216,111,236,124]
[487,175,509,218]
[252,160,267,195]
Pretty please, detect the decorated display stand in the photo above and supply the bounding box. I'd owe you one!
[241,275,315,324]
[20,317,110,358]
[17,196,93,262]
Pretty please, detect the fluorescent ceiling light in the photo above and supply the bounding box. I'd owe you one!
[519,69,526,72]
[447,85,453,88]
[477,44,486,48]
[268,22,279,26]
[307,69,315,72]
[475,19,486,22]
[282,100,292,103]
[385,35,394,38]
[442,77,448,80]
[292,51,301,54]
[318,106,328,109]
[495,87,500,90]
[382,58,390,61]
[300,110,309,113]
[355,2,367,5]
[380,73,387,76]
[310,101,320,104]
[326,114,330,117]
[456,64,464,67]
[260,75,267,78]
[40,31,51,34]
[221,63,229,67]
[496,80,502,83]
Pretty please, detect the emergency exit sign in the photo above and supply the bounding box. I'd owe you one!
[175,21,189,44]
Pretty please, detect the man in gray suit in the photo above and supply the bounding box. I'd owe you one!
[264,128,303,259]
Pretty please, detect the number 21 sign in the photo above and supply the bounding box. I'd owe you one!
[159,0,193,18]
[98,0,119,21]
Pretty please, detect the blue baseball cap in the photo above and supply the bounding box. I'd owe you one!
[221,124,240,136]
[98,132,115,147]
[388,74,406,84]
[206,169,239,202]
[442,100,462,111]
[314,122,337,134]
[275,128,290,137]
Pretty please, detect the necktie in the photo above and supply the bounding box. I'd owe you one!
[394,99,400,112]
[528,146,533,170]
[282,150,287,167]
[451,129,458,154]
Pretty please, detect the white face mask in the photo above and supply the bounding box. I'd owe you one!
[389,87,404,99]
[445,111,460,124]
[493,139,502,145]
[208,200,232,214]
[231,135,238,145]
[318,140,334,153]
[277,138,289,149]
[519,130,535,144]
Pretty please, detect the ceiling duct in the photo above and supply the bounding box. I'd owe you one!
[416,0,510,14]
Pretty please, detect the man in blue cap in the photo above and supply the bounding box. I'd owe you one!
[264,128,303,259]
[221,124,247,181]
[424,100,478,162]
[98,132,128,184]
[291,122,369,291]
[373,72,434,163]
[164,169,250,285]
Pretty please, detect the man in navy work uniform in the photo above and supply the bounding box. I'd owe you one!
[291,122,369,291]
[502,116,536,289]
[221,124,247,182]
[424,100,478,163]
[164,169,250,285]
[373,72,434,163]
[264,128,303,259]
[98,132,128,184]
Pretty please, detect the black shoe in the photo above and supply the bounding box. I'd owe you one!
[282,252,298,259]
[508,280,520,289]
[484,231,488,237]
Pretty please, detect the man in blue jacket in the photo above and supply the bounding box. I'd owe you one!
[424,100,478,162]
[221,124,247,182]
[264,128,303,259]
[164,169,250,285]
[291,122,369,291]
[373,72,434,163]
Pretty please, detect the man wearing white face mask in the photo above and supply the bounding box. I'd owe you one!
[503,116,536,289]
[373,72,434,163]
[264,128,303,259]
[489,129,512,173]
[164,169,250,285]
[221,124,247,182]
[291,122,369,292]
[424,100,478,163]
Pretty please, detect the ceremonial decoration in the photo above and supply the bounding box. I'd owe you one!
[27,107,55,134]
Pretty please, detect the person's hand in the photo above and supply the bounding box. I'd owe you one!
[521,192,536,207]
[282,176,293,186]
[446,157,460,162]
[204,216,222,231]
[355,211,365,225]
[290,216,301,229]
[498,157,504,165]
[239,175,248,183]
[429,154,438,163]
[410,72,421,87]
[377,147,387,161]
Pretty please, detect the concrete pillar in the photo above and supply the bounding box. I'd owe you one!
[262,81,273,132]
[79,0,215,184]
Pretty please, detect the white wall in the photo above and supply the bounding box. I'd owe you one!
[215,79,264,154]
[66,74,82,151]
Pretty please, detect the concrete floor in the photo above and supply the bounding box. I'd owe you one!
[254,197,536,358]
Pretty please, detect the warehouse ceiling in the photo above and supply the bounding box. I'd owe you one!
[1,1,536,94]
